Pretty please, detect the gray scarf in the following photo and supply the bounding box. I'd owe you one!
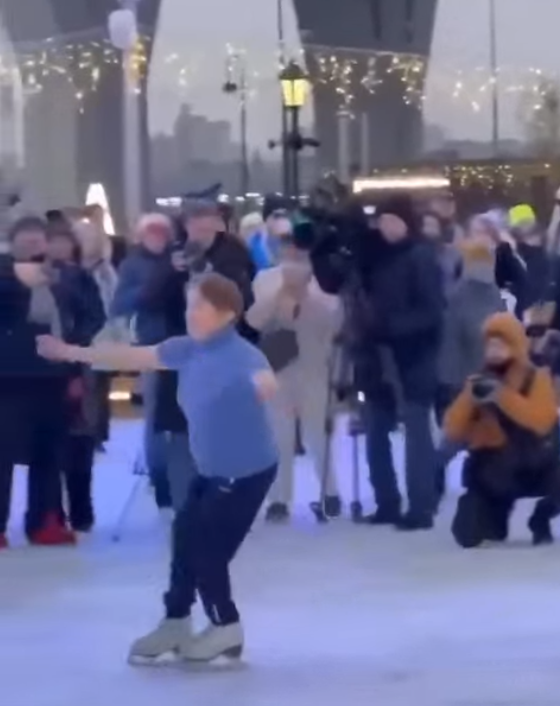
[462,260,495,284]
[28,284,62,337]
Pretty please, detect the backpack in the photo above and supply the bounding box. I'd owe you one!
[495,367,559,478]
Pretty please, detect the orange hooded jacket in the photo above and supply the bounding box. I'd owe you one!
[443,313,558,449]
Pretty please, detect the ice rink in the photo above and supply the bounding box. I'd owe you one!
[2,420,560,706]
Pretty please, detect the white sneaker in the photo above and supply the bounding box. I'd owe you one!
[128,618,193,661]
[180,622,244,662]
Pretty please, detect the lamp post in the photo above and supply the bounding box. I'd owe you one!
[276,0,289,195]
[489,0,500,156]
[279,60,309,199]
[108,0,142,230]
[223,52,250,198]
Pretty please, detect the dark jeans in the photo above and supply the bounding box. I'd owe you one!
[93,372,112,444]
[364,398,437,519]
[0,383,65,535]
[60,435,96,529]
[164,466,276,625]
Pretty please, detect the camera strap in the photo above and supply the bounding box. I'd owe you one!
[519,366,536,398]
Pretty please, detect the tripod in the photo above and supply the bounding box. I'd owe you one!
[310,342,365,523]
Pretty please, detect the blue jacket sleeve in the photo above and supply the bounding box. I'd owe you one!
[111,258,144,318]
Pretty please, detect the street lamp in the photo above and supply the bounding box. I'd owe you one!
[223,52,250,199]
[276,0,289,195]
[279,60,310,199]
[280,60,309,111]
[108,0,142,230]
[489,0,500,156]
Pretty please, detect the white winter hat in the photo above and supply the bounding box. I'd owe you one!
[240,212,264,231]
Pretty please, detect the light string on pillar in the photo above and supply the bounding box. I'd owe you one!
[0,34,559,118]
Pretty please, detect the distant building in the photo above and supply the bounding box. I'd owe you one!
[425,139,527,161]
[173,105,236,164]
[423,123,448,154]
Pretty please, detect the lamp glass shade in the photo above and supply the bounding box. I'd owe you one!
[280,62,309,108]
[108,9,138,50]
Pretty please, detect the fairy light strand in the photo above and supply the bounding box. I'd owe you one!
[0,36,558,119]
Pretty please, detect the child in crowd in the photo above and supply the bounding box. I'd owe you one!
[37,272,279,663]
[444,313,559,548]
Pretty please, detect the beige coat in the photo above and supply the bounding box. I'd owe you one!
[246,266,342,377]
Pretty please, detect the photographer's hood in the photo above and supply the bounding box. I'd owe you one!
[483,312,529,363]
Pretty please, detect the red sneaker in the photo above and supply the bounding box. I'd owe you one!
[0,535,8,550]
[29,515,76,547]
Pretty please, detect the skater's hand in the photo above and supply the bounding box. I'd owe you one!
[36,334,72,361]
[14,262,48,288]
[252,369,278,401]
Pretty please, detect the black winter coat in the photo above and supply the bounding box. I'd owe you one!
[50,263,105,346]
[153,232,258,433]
[0,256,64,384]
[311,231,444,404]
[494,242,527,314]
[516,243,556,312]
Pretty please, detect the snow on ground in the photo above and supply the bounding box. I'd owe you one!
[2,419,560,706]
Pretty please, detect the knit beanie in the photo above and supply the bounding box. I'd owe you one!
[263,194,291,221]
[240,212,264,232]
[375,194,417,233]
[508,203,536,229]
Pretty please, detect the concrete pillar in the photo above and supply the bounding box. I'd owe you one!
[22,77,79,211]
[294,0,438,169]
[0,0,160,232]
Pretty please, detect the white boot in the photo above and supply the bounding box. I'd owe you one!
[128,618,193,662]
[180,622,244,662]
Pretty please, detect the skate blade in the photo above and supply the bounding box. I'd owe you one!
[179,655,247,672]
[179,645,246,670]
[128,650,180,667]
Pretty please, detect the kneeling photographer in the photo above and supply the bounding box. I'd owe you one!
[444,313,559,548]
[309,195,444,530]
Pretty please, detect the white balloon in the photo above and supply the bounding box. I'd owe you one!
[108,9,138,50]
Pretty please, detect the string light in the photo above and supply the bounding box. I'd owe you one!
[353,163,555,192]
[353,175,451,192]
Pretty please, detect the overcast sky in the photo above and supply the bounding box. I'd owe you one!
[149,0,560,145]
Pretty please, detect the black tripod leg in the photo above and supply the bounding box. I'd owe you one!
[350,432,363,522]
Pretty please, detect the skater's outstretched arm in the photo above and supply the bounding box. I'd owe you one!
[36,335,164,371]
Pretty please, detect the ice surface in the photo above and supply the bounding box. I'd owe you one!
[2,419,560,706]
